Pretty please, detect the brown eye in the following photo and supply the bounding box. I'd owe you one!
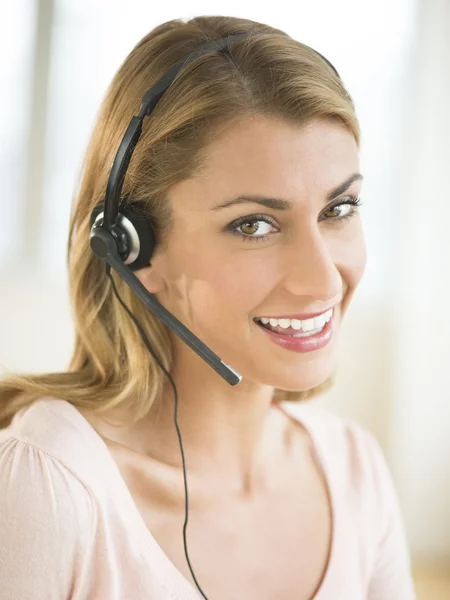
[321,197,363,222]
[225,214,278,243]
[323,205,350,219]
[240,221,260,235]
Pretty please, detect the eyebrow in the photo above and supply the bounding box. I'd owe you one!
[211,173,364,211]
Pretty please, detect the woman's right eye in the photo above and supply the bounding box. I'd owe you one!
[225,214,279,243]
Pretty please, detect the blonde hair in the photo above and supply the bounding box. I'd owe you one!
[0,15,359,429]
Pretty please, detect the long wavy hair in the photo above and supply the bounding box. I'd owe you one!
[0,15,360,429]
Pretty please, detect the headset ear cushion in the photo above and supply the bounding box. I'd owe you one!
[89,202,105,229]
[90,200,156,271]
[120,202,157,271]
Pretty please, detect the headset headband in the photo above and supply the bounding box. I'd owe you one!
[102,34,250,230]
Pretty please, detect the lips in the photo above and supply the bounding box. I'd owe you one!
[255,312,335,353]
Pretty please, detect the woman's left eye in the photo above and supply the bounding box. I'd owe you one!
[225,196,363,243]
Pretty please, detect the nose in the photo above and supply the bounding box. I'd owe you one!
[281,226,342,301]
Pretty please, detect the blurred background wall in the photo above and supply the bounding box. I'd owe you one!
[1,0,449,593]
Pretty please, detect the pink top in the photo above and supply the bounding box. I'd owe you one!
[0,397,416,599]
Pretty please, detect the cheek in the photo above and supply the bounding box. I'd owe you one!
[328,221,367,280]
[345,230,367,284]
[169,247,279,322]
[334,229,367,315]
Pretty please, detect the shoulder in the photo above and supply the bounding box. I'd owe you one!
[0,397,100,522]
[0,397,116,495]
[0,399,98,597]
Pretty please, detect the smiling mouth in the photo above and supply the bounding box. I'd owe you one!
[255,319,327,338]
[253,308,334,337]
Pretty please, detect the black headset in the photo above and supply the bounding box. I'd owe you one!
[89,32,340,599]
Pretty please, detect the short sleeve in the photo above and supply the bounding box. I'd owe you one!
[0,436,96,600]
[358,428,417,600]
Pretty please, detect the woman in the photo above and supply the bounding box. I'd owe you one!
[0,15,416,600]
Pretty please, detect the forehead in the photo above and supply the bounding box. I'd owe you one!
[170,115,360,211]
[199,115,357,176]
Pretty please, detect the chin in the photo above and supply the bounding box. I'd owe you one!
[271,372,333,394]
[245,353,337,393]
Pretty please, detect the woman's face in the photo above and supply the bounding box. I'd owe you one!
[142,115,366,391]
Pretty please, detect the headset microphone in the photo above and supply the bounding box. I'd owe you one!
[90,225,241,386]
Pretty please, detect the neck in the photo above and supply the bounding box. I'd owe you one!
[104,349,289,496]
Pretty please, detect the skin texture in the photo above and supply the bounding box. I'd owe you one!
[78,114,367,597]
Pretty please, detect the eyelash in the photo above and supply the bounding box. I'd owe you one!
[226,196,364,243]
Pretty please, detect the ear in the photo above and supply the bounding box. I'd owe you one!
[134,260,167,294]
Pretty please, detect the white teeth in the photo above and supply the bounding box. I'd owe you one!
[314,314,327,330]
[258,308,333,331]
[278,319,291,329]
[302,318,315,332]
